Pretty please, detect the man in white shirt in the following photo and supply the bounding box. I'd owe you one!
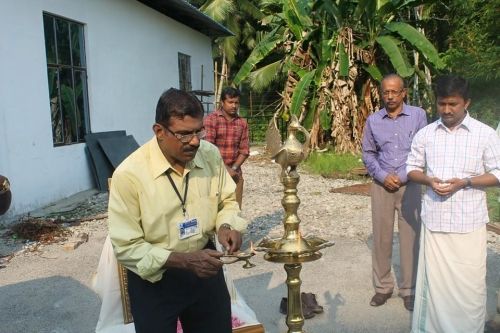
[407,75,500,333]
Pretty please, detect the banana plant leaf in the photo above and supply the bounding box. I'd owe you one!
[248,60,282,92]
[319,108,331,130]
[385,22,445,69]
[283,1,304,40]
[339,42,349,77]
[375,35,414,77]
[320,35,333,64]
[363,64,383,82]
[286,62,309,78]
[238,0,265,20]
[353,0,376,22]
[283,0,313,40]
[233,28,282,85]
[290,69,316,117]
[313,1,343,28]
[303,91,318,130]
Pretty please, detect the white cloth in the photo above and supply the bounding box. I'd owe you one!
[407,114,500,233]
[411,225,487,333]
[92,236,261,333]
[92,236,135,333]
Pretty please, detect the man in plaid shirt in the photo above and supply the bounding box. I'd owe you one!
[407,75,500,333]
[204,87,250,207]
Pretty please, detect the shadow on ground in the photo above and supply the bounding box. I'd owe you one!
[365,232,500,323]
[0,276,100,333]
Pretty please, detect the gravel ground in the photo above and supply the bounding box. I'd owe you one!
[0,146,499,333]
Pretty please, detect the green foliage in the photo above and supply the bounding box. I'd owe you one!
[338,42,349,77]
[319,109,331,130]
[376,35,414,77]
[487,187,500,223]
[247,119,269,143]
[290,70,316,116]
[247,61,283,92]
[385,21,445,69]
[303,151,364,176]
[467,89,500,129]
[198,0,263,67]
[437,0,499,81]
[426,0,500,128]
[233,27,283,85]
[363,64,383,82]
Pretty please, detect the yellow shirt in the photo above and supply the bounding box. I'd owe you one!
[108,137,247,282]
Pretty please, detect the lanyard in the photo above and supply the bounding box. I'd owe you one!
[166,172,189,216]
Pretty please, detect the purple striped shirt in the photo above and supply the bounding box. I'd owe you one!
[362,104,427,184]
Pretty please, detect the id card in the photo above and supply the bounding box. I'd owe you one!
[178,218,200,240]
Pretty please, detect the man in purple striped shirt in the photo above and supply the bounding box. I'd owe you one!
[362,74,427,311]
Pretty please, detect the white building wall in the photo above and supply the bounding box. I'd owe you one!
[0,0,215,219]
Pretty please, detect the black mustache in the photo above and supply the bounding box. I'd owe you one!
[183,147,198,153]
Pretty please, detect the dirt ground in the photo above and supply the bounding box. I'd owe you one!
[0,150,499,333]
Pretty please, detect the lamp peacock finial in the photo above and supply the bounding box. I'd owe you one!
[271,115,310,176]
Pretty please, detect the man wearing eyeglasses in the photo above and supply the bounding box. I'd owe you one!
[204,87,250,208]
[108,88,247,333]
[362,74,427,311]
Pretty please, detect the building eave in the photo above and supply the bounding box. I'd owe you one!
[137,0,233,38]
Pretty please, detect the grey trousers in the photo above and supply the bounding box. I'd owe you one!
[371,181,421,297]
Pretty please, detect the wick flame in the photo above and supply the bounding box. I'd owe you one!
[250,241,256,254]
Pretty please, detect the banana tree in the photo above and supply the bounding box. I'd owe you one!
[233,0,445,152]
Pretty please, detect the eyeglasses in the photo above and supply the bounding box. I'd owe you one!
[161,124,206,143]
[382,89,405,97]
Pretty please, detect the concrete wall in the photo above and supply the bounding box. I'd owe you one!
[0,0,215,220]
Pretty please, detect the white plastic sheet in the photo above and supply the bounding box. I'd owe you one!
[93,236,261,332]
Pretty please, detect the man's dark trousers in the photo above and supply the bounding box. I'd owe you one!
[127,264,231,333]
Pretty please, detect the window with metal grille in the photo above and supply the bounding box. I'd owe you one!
[43,13,90,146]
[178,53,192,92]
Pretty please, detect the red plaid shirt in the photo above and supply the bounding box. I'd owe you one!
[203,109,250,167]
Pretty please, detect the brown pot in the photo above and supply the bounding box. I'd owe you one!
[0,191,11,215]
[0,175,11,215]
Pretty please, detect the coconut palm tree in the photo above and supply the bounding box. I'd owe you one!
[195,0,263,101]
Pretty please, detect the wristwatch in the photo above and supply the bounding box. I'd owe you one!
[465,177,472,188]
[219,223,233,231]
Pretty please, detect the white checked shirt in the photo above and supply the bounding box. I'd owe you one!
[407,114,500,233]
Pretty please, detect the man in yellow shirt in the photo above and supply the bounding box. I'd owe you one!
[108,88,247,333]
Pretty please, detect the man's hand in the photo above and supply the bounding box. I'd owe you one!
[217,226,242,254]
[226,165,240,182]
[432,177,466,196]
[174,249,224,278]
[383,174,401,191]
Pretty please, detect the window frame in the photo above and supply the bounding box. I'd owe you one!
[43,12,90,146]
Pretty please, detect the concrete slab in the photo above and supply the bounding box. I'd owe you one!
[30,189,100,218]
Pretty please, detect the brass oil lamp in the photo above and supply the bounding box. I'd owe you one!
[257,115,334,333]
